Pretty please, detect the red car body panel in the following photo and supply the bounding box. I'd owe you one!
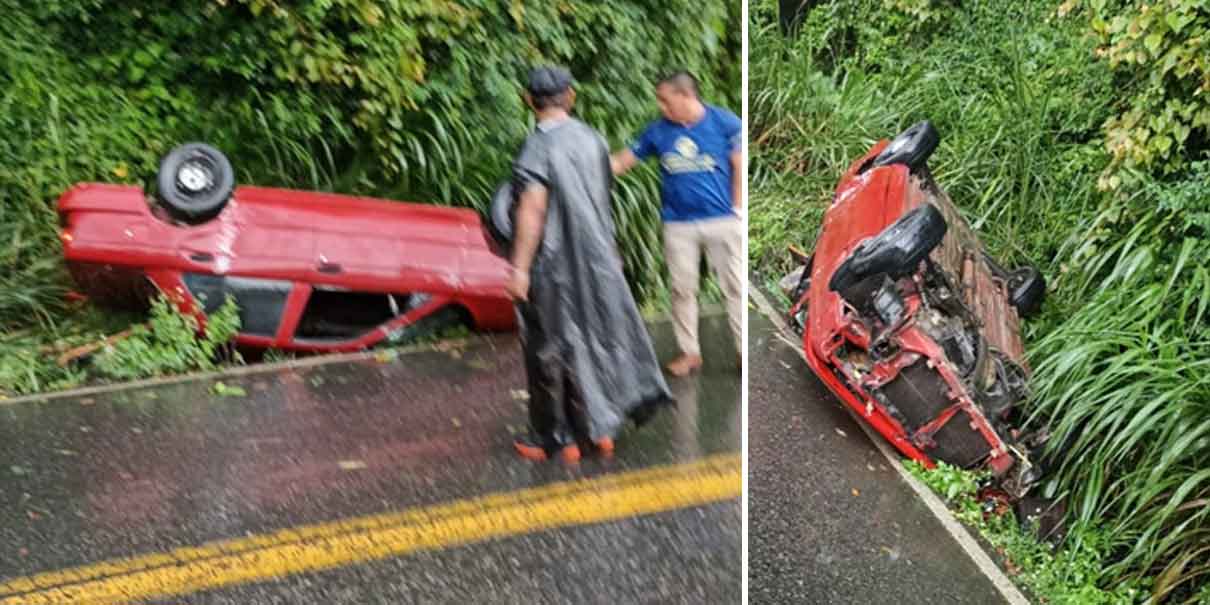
[59,184,514,352]
[793,140,1030,475]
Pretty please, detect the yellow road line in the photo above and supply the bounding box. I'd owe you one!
[0,454,740,605]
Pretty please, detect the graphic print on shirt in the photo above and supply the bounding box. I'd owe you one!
[662,136,717,174]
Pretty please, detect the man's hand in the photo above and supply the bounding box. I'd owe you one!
[506,267,530,302]
[508,182,548,303]
[611,149,638,176]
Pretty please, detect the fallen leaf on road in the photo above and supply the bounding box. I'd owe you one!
[852,488,860,497]
[211,382,247,397]
[374,350,397,363]
[338,460,367,471]
[867,464,877,472]
[451,417,462,428]
[834,428,847,437]
[510,389,530,401]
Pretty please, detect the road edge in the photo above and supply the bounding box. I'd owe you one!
[1,309,722,407]
[747,282,1032,605]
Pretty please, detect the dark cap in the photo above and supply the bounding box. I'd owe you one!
[525,65,573,96]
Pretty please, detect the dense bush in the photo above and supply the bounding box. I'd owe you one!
[93,295,242,380]
[752,0,1209,600]
[1065,0,1210,186]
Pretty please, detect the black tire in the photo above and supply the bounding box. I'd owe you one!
[1008,266,1045,318]
[828,203,947,304]
[486,180,514,248]
[156,143,235,224]
[870,120,940,173]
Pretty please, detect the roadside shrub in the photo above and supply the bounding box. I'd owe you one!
[1063,0,1210,187]
[93,295,242,381]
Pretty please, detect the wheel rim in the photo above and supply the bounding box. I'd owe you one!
[1009,270,1029,290]
[177,155,216,196]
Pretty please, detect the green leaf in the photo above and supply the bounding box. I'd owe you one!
[1166,12,1194,33]
[1144,32,1164,55]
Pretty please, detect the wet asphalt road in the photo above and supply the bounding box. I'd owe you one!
[0,314,740,604]
[747,306,1008,605]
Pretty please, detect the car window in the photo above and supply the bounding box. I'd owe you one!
[294,287,420,342]
[182,273,291,337]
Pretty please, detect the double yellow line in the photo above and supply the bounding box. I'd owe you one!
[0,454,740,605]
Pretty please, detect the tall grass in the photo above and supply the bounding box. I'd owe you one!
[1028,208,1210,601]
[751,0,1210,599]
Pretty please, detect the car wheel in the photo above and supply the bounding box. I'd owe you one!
[156,143,235,224]
[828,203,947,305]
[870,120,940,173]
[1008,266,1045,318]
[486,181,514,249]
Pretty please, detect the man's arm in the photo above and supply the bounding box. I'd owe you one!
[506,184,549,302]
[610,149,639,176]
[730,148,743,212]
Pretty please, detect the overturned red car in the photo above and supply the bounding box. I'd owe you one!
[59,143,515,352]
[783,122,1047,497]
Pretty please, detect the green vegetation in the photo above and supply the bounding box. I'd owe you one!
[93,295,242,381]
[907,461,1148,604]
[0,0,740,396]
[752,0,1210,601]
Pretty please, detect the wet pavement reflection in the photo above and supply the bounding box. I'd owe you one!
[0,314,740,604]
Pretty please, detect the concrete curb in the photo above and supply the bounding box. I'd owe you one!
[748,283,1032,605]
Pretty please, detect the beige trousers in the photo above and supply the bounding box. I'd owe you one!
[664,214,744,357]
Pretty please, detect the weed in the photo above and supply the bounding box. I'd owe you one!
[93,295,242,381]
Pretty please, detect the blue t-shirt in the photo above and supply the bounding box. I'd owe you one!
[629,105,742,222]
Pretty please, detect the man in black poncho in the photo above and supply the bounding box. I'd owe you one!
[505,66,673,463]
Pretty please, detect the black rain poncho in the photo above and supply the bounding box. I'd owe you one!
[492,117,672,449]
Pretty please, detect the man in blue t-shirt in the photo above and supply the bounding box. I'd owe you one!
[611,71,743,376]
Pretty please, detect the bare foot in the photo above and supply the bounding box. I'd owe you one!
[665,353,704,377]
